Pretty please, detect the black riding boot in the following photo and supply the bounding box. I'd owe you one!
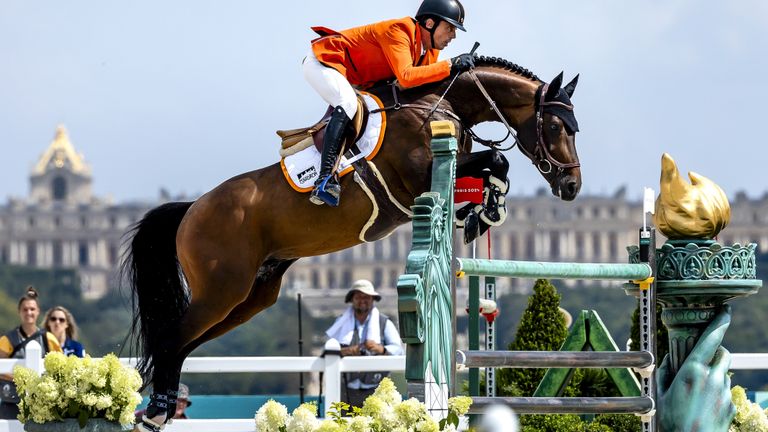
[310,106,351,207]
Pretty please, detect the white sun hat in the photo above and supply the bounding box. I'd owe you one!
[345,279,382,303]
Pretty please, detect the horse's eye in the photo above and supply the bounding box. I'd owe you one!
[549,124,559,132]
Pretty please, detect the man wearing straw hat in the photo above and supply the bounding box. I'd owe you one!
[326,279,403,408]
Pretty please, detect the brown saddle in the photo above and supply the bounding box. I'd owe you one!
[277,95,368,157]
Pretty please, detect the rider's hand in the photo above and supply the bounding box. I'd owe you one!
[451,53,475,75]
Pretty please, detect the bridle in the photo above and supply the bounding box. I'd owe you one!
[372,68,580,176]
[465,70,580,175]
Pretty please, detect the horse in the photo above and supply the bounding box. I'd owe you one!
[122,55,582,426]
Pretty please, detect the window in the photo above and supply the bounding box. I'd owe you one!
[108,244,119,266]
[311,270,319,288]
[52,176,67,200]
[610,232,619,257]
[592,234,602,257]
[341,269,352,289]
[374,241,384,260]
[509,236,517,258]
[78,242,89,266]
[373,268,383,288]
[525,233,536,260]
[389,270,399,289]
[53,241,63,267]
[27,241,37,266]
[389,235,400,259]
[550,232,560,259]
[327,270,337,289]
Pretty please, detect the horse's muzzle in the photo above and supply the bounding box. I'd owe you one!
[553,173,581,201]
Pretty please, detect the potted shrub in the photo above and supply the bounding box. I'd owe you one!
[14,352,142,431]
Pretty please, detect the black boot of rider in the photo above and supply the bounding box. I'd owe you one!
[310,106,351,207]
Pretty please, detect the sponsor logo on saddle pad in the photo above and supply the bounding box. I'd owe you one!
[297,166,318,184]
[280,93,386,192]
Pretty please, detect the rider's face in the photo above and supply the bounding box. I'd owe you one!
[427,20,457,50]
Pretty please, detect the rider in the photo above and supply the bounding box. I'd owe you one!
[304,0,475,207]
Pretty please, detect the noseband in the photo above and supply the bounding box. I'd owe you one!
[465,71,580,176]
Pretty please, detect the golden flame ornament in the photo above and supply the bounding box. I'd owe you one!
[654,153,730,239]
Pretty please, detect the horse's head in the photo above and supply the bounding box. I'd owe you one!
[519,72,582,201]
[450,59,582,201]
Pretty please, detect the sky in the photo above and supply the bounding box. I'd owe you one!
[2,1,768,202]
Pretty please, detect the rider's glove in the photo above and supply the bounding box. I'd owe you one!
[450,53,476,75]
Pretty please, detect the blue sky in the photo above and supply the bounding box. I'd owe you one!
[2,1,767,201]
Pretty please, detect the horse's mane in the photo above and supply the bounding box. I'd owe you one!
[474,56,541,82]
[367,55,541,101]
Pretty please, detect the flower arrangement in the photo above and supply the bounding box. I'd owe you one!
[254,378,472,432]
[730,385,768,432]
[13,352,143,428]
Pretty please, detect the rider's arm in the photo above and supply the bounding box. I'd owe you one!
[379,22,450,89]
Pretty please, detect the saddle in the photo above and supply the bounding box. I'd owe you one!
[277,94,368,158]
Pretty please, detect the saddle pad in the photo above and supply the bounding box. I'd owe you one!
[280,92,386,192]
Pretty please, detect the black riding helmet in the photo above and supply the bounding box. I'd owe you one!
[416,0,466,31]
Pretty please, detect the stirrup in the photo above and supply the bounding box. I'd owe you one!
[309,175,341,207]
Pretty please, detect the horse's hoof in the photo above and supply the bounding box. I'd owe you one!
[463,210,481,244]
[136,415,166,432]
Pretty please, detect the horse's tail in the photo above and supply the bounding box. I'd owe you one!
[121,201,194,388]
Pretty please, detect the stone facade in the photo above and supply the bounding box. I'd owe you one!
[2,127,766,309]
[0,126,156,298]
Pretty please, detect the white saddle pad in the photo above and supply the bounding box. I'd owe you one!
[280,92,386,192]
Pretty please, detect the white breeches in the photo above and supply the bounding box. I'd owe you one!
[302,49,358,120]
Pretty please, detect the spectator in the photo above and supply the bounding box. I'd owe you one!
[326,279,403,408]
[0,287,62,418]
[135,383,192,423]
[43,306,84,358]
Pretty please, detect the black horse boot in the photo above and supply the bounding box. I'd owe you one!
[138,393,169,432]
[310,106,350,207]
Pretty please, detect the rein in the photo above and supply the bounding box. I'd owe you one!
[371,68,580,175]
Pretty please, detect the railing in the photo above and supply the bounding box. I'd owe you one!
[0,339,405,432]
[0,341,764,431]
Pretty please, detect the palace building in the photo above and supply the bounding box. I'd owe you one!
[2,127,766,313]
[0,126,156,298]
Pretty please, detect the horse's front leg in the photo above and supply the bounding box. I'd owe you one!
[456,150,510,243]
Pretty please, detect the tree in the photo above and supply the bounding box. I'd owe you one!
[496,279,569,396]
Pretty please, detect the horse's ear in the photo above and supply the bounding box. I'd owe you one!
[546,72,564,100]
[564,74,579,98]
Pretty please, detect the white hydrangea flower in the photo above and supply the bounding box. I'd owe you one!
[255,400,288,432]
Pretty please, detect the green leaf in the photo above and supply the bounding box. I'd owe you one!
[78,409,89,428]
[446,411,459,427]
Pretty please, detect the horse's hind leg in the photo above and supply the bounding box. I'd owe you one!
[177,258,297,360]
[139,258,259,430]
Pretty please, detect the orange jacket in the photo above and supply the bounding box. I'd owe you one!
[311,17,451,89]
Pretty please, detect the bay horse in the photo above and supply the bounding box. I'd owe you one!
[123,56,581,426]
